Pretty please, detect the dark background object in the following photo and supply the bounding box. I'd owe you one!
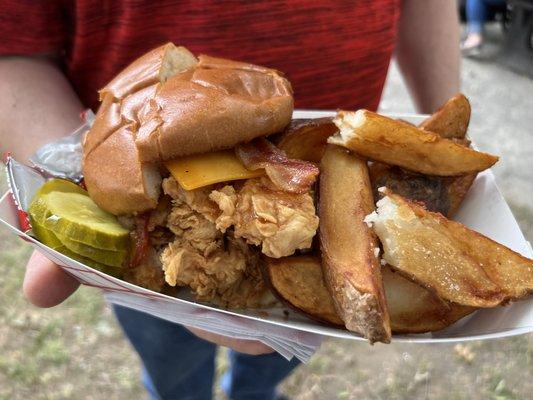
[498,0,533,77]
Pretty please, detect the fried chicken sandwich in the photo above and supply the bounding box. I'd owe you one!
[82,43,320,308]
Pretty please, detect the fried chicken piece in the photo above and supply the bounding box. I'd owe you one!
[210,178,319,258]
[124,246,166,292]
[160,177,270,308]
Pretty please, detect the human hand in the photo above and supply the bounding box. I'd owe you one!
[186,326,274,355]
[23,250,80,307]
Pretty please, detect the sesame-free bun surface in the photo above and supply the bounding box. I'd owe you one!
[83,43,293,215]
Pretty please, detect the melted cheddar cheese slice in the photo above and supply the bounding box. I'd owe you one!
[165,149,264,190]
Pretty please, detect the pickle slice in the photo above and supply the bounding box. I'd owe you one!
[30,217,127,267]
[35,178,88,197]
[57,234,126,267]
[54,246,124,278]
[29,191,129,251]
[29,215,64,249]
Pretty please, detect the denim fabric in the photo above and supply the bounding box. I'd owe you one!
[113,305,300,400]
[466,0,506,33]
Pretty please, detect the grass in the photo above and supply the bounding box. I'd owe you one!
[1,153,532,399]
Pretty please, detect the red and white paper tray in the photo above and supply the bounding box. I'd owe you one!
[1,111,532,363]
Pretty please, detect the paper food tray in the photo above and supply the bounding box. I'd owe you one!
[1,111,532,361]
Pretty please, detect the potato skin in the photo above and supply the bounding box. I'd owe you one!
[419,93,471,139]
[330,110,498,176]
[276,118,338,163]
[319,144,391,343]
[263,254,475,334]
[263,255,344,327]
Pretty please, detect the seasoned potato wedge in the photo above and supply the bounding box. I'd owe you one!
[369,163,477,218]
[419,93,471,139]
[276,118,337,163]
[369,94,477,217]
[264,255,475,334]
[319,144,391,343]
[381,266,475,333]
[369,162,452,216]
[330,110,498,176]
[263,255,344,326]
[367,190,533,306]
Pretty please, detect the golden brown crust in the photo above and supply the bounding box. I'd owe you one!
[446,172,477,217]
[135,55,293,162]
[276,118,338,163]
[83,44,294,215]
[382,266,475,333]
[330,110,498,176]
[99,43,197,101]
[83,125,161,215]
[83,95,124,156]
[419,93,471,139]
[368,95,478,218]
[372,190,533,306]
[263,254,475,334]
[263,255,344,326]
[319,144,391,343]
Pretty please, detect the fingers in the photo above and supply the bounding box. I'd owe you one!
[186,327,274,355]
[23,250,80,307]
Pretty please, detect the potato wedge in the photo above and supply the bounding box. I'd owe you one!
[446,172,477,216]
[264,255,344,326]
[276,118,337,163]
[369,94,477,217]
[419,93,471,139]
[319,145,391,343]
[420,94,477,215]
[369,162,451,216]
[367,190,533,306]
[382,266,475,333]
[369,162,477,218]
[263,255,475,334]
[330,110,498,176]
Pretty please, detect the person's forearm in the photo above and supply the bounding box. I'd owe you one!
[0,56,83,163]
[396,0,461,114]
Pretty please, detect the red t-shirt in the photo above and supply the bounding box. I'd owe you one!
[0,0,400,111]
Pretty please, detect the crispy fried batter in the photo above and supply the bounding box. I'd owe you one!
[124,246,166,292]
[209,178,319,258]
[160,177,269,308]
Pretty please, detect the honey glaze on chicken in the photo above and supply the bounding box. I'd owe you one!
[159,175,319,308]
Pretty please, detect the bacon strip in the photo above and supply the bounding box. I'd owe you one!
[236,138,319,193]
[129,213,150,269]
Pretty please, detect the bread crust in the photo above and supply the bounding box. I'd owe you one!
[84,125,161,215]
[135,55,293,162]
[83,44,294,215]
[99,43,197,101]
[319,144,391,343]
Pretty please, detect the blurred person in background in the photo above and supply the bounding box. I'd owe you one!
[0,1,460,399]
[461,0,507,55]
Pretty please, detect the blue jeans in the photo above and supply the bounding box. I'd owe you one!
[466,0,506,33]
[113,305,300,400]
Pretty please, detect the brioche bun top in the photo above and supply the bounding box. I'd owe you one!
[83,43,293,215]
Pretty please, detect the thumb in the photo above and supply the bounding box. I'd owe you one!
[23,250,80,307]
